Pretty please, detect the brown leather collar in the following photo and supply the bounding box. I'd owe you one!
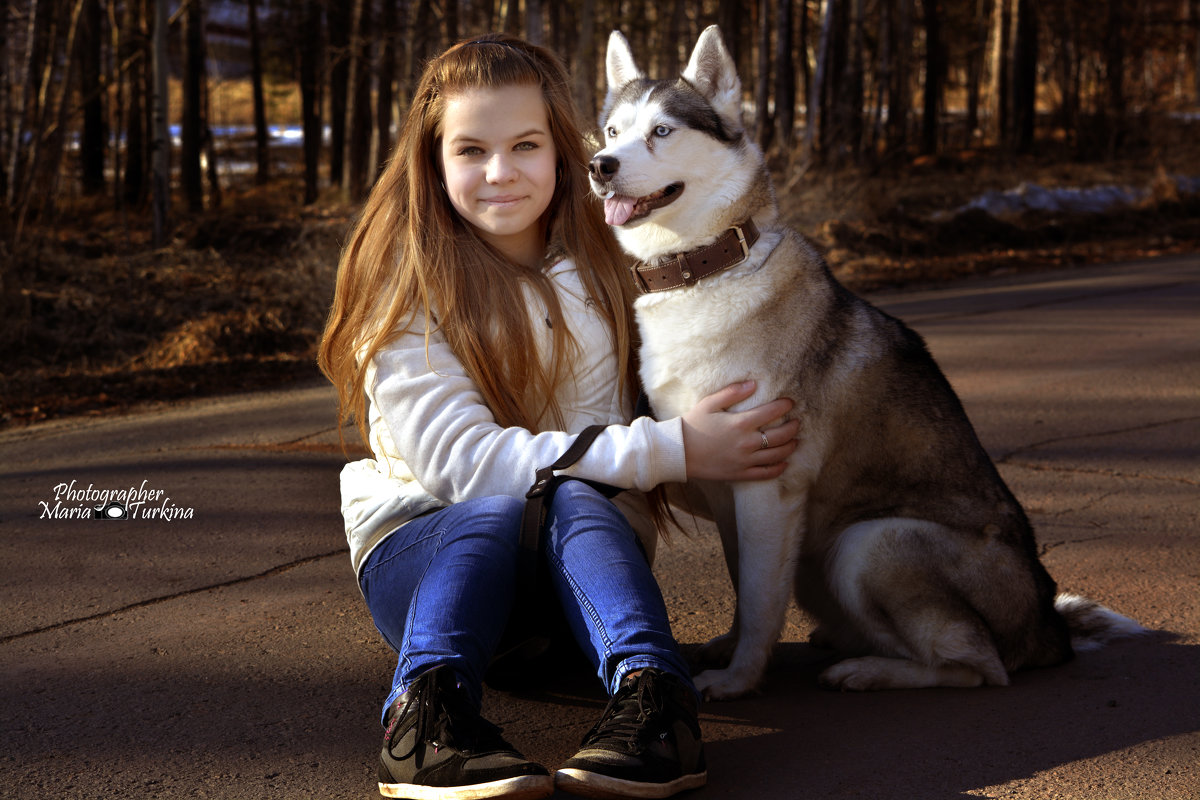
[630,219,760,293]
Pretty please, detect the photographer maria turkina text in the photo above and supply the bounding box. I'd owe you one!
[39,480,194,520]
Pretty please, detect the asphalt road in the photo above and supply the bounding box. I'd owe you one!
[2,255,1197,800]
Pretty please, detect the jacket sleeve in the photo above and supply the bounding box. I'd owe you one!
[367,325,687,504]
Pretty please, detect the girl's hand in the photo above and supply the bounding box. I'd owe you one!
[681,381,801,481]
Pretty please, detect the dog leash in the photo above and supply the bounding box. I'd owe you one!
[520,424,613,561]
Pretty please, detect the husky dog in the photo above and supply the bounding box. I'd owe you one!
[589,26,1144,700]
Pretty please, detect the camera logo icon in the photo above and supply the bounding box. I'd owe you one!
[93,502,129,520]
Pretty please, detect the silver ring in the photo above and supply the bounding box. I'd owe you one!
[760,432,770,450]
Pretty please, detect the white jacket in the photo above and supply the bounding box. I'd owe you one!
[339,258,687,578]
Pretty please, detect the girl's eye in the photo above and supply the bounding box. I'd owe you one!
[654,125,672,137]
[458,146,484,157]
[515,141,538,151]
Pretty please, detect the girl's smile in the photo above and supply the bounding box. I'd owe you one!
[439,84,558,268]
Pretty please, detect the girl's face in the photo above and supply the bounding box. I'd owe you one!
[439,84,558,268]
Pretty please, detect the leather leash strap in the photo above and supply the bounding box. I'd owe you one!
[631,218,760,293]
[518,424,614,582]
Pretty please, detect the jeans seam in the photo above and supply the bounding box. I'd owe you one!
[545,547,614,665]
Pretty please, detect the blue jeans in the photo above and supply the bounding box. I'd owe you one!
[359,480,694,721]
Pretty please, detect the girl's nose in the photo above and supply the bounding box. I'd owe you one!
[486,153,516,183]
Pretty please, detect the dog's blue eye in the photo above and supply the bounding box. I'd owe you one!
[654,125,672,137]
[606,126,618,138]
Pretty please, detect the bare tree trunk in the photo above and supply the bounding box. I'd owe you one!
[755,0,773,150]
[526,0,543,45]
[151,0,169,244]
[1010,0,1037,152]
[445,0,458,44]
[0,0,11,204]
[121,0,148,208]
[329,1,350,189]
[844,0,865,159]
[798,0,811,142]
[473,0,494,32]
[78,0,104,195]
[410,0,434,87]
[299,0,322,204]
[626,0,648,65]
[107,0,121,210]
[377,0,397,174]
[889,0,913,153]
[346,0,373,200]
[920,0,942,155]
[1194,0,1200,104]
[17,0,87,238]
[549,0,566,60]
[806,0,835,162]
[992,0,1011,143]
[669,0,689,69]
[201,69,221,208]
[824,0,849,160]
[574,0,597,123]
[870,0,891,155]
[248,0,269,185]
[965,0,992,145]
[8,0,48,211]
[181,0,205,212]
[775,0,796,151]
[502,0,520,36]
[1104,0,1126,156]
[719,0,740,67]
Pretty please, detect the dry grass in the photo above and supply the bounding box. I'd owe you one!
[1,179,350,425]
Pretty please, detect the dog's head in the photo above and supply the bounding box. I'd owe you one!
[589,26,770,260]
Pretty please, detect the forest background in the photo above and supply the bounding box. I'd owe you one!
[2,0,1199,427]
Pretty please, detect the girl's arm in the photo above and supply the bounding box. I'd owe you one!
[369,326,683,503]
[370,326,798,505]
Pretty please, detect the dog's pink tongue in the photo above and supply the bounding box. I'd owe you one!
[604,194,637,226]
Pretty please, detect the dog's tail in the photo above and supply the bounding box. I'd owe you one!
[1055,593,1147,652]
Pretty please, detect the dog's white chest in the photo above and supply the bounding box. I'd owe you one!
[635,272,777,416]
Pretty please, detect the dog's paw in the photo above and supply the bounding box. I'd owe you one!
[694,632,737,668]
[693,668,759,701]
[819,655,991,691]
[818,659,886,691]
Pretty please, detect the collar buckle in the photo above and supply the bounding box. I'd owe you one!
[732,224,750,263]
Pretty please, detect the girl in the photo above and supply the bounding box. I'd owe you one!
[318,34,798,800]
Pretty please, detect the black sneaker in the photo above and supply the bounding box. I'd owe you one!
[378,665,553,800]
[555,669,707,799]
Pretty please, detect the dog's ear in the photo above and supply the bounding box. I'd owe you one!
[605,31,644,91]
[601,31,644,127]
[682,25,743,129]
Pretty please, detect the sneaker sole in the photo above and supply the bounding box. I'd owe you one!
[555,768,707,799]
[379,773,554,800]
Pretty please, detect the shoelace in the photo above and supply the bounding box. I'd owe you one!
[392,673,508,760]
[582,676,665,750]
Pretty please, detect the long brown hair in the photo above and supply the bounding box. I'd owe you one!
[319,34,636,445]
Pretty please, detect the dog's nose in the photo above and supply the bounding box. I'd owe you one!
[589,154,620,182]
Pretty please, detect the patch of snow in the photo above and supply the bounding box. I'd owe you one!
[934,175,1200,222]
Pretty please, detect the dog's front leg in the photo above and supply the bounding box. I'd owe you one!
[690,480,741,667]
[694,481,805,700]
